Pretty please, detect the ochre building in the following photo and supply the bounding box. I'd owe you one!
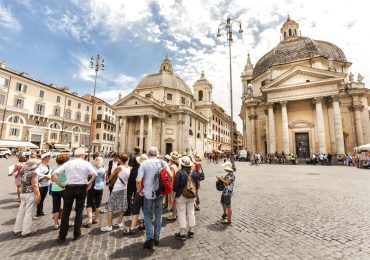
[240,17,370,157]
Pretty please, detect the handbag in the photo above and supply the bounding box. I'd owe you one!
[216,179,225,191]
[197,166,205,181]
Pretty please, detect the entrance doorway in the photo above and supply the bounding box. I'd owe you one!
[295,133,310,158]
[31,134,42,148]
[166,143,173,155]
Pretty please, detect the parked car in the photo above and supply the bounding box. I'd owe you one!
[0,148,11,158]
[50,150,61,158]
[60,150,74,156]
[239,149,248,161]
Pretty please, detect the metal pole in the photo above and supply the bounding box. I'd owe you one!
[227,20,236,171]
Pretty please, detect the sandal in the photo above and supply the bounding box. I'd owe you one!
[92,220,99,224]
[53,225,60,230]
[138,223,145,230]
[122,228,136,236]
[83,222,92,228]
[167,215,177,221]
[221,213,227,219]
[221,219,231,225]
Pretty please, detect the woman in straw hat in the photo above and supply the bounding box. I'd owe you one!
[167,154,179,220]
[216,161,235,225]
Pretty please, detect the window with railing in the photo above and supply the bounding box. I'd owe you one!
[51,133,57,139]
[54,107,60,117]
[10,128,20,136]
[14,98,24,108]
[76,112,81,121]
[16,83,27,92]
[35,103,45,115]
[65,110,71,119]
[84,114,90,123]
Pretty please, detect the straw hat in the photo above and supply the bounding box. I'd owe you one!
[180,156,194,167]
[221,161,234,172]
[170,154,178,162]
[164,154,172,161]
[136,154,148,164]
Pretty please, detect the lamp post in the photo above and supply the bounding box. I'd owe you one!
[88,53,104,159]
[217,16,243,171]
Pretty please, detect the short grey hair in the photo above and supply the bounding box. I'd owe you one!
[74,148,85,157]
[148,146,158,157]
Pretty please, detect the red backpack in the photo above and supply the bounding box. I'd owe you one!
[153,160,172,197]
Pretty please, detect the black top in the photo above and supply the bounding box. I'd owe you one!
[173,167,199,198]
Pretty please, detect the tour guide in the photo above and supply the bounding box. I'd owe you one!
[52,148,97,243]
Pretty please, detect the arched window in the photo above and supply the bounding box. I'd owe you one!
[198,90,203,101]
[8,116,24,124]
[289,29,292,36]
[49,122,61,129]
[72,126,81,132]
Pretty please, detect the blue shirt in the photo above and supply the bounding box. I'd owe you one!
[137,157,170,199]
[173,168,199,198]
[94,167,105,190]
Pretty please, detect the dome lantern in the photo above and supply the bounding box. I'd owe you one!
[159,56,173,74]
[280,15,299,41]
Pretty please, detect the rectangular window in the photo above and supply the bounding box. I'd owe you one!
[181,97,186,104]
[167,93,173,100]
[145,93,151,98]
[78,103,81,109]
[96,134,99,140]
[0,94,5,105]
[67,100,71,106]
[190,117,192,127]
[39,90,44,98]
[51,133,57,139]
[35,104,45,115]
[105,107,108,112]
[97,114,102,120]
[56,96,61,103]
[10,128,20,136]
[66,111,71,119]
[87,106,90,112]
[96,122,101,128]
[16,83,27,92]
[198,121,200,130]
[74,135,78,142]
[14,98,24,108]
[0,76,9,87]
[54,107,60,116]
[98,106,102,110]
[84,114,90,123]
[103,133,106,140]
[76,112,81,121]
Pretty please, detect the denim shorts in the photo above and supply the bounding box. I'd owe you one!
[220,194,231,208]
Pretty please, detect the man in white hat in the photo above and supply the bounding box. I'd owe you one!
[217,161,235,225]
[35,152,51,217]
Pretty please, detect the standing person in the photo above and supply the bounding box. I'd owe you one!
[136,146,170,249]
[106,153,120,194]
[50,153,70,230]
[127,146,141,215]
[84,156,105,228]
[13,158,41,236]
[101,153,130,232]
[173,156,199,240]
[123,154,148,235]
[192,154,203,211]
[167,154,179,221]
[217,161,235,225]
[8,155,27,203]
[52,148,97,243]
[35,152,52,217]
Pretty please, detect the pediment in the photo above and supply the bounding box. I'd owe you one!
[113,92,152,107]
[262,66,345,92]
[289,120,314,129]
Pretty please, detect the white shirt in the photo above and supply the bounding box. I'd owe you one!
[36,163,50,187]
[111,160,119,173]
[112,166,130,192]
[54,158,96,185]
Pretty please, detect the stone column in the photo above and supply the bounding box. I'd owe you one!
[361,96,370,144]
[177,114,183,153]
[147,115,153,149]
[314,97,326,153]
[120,116,127,153]
[268,103,276,154]
[280,101,290,154]
[114,117,120,152]
[249,112,257,153]
[353,104,364,146]
[139,115,144,153]
[161,119,165,154]
[264,109,269,154]
[331,96,345,154]
[327,101,336,153]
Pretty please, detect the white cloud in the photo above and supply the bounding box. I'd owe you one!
[0,4,22,32]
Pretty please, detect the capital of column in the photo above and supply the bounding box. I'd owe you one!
[331,95,340,102]
[280,101,287,108]
[248,114,257,120]
[313,97,323,104]
[267,102,274,109]
[352,104,364,111]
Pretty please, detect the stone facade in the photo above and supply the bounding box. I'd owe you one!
[240,17,370,156]
[0,62,92,150]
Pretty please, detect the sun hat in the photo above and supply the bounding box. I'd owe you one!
[136,154,148,164]
[41,152,51,159]
[170,154,178,162]
[164,154,172,161]
[221,161,234,172]
[26,158,41,171]
[180,156,194,167]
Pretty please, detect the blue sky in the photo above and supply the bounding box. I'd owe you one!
[0,0,369,130]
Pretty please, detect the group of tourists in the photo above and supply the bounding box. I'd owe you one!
[8,145,236,250]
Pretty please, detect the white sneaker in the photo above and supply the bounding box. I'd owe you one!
[112,222,124,228]
[101,226,113,232]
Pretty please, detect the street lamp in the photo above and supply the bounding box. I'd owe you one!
[88,53,104,159]
[217,16,243,171]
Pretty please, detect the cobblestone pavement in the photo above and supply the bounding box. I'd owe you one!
[1,157,370,259]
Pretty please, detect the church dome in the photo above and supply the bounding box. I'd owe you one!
[252,17,347,79]
[135,57,193,95]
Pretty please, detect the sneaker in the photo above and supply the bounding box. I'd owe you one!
[112,222,124,228]
[143,239,154,249]
[175,232,186,241]
[187,231,194,238]
[101,226,113,232]
[56,237,66,244]
[33,216,38,220]
[36,212,47,217]
[73,233,85,241]
[154,240,159,246]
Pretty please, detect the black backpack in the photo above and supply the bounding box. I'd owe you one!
[216,179,224,191]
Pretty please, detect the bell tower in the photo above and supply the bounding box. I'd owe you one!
[193,71,213,104]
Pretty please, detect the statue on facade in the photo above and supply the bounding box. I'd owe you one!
[328,57,335,71]
[265,69,272,83]
[349,72,354,83]
[357,73,364,83]
[247,83,254,98]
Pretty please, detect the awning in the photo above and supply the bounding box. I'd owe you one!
[354,144,370,152]
[0,140,38,148]
[53,144,70,149]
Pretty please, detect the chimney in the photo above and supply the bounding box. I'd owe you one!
[0,61,5,68]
